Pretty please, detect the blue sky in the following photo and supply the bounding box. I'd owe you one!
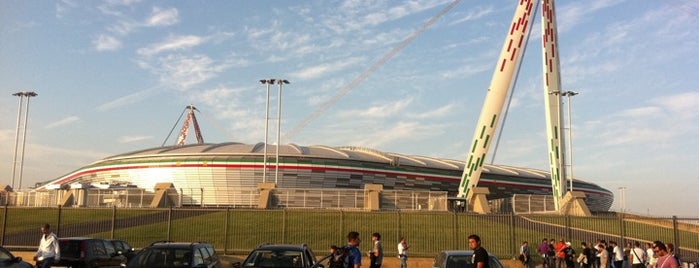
[1,0,697,217]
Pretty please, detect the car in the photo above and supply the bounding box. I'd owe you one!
[56,237,127,268]
[235,244,319,268]
[0,246,32,268]
[126,241,221,268]
[432,250,505,268]
[108,240,135,261]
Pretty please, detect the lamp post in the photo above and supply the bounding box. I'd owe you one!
[10,91,37,190]
[275,79,289,185]
[561,90,578,192]
[259,79,276,183]
[618,186,627,213]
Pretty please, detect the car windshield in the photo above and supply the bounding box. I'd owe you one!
[132,248,192,268]
[243,249,307,267]
[0,248,13,262]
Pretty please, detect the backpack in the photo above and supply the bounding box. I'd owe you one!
[328,246,352,268]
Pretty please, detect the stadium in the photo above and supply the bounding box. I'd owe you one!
[35,142,614,212]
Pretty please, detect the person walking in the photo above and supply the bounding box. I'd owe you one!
[631,242,646,268]
[33,223,60,268]
[652,241,678,268]
[555,239,567,268]
[469,234,490,268]
[368,232,383,268]
[346,231,362,268]
[538,239,551,268]
[598,244,609,268]
[646,243,657,268]
[520,241,531,267]
[611,241,624,268]
[579,242,592,268]
[397,237,410,268]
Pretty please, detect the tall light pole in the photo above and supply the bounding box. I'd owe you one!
[275,79,289,185]
[10,91,37,190]
[259,79,276,183]
[618,186,627,213]
[562,90,578,192]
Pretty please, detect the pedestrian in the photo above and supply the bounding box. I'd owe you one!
[468,234,490,268]
[328,245,343,268]
[33,223,60,268]
[538,238,551,268]
[598,244,609,268]
[611,241,624,268]
[652,241,678,268]
[555,239,567,268]
[564,242,576,268]
[548,239,557,268]
[397,237,410,268]
[646,243,657,268]
[519,241,530,266]
[368,232,383,268]
[579,242,592,268]
[346,231,362,268]
[630,242,646,268]
[665,243,680,265]
[624,243,632,268]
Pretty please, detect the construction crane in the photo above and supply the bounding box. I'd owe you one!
[457,0,569,212]
[162,105,205,147]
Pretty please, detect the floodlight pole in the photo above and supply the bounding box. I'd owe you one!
[259,79,276,183]
[562,90,578,192]
[275,79,289,185]
[11,92,25,189]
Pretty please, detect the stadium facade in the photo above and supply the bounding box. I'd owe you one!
[37,142,613,211]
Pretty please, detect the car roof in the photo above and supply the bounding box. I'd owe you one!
[59,237,104,241]
[148,241,211,248]
[255,244,310,251]
[439,250,498,257]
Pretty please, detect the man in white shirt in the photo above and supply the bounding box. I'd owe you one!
[397,237,410,268]
[34,223,60,268]
[611,241,624,268]
[631,242,646,268]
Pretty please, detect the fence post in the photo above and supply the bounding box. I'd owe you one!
[111,205,116,239]
[282,209,287,244]
[672,216,680,257]
[224,207,230,255]
[619,214,626,246]
[1,204,7,246]
[453,210,458,250]
[167,206,172,241]
[565,214,572,242]
[510,212,516,257]
[56,205,62,237]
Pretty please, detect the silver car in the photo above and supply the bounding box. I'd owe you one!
[432,250,504,268]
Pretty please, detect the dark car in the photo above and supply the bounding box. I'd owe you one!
[432,250,504,268]
[0,246,32,268]
[235,244,318,268]
[57,237,127,268]
[126,241,220,268]
[108,240,135,261]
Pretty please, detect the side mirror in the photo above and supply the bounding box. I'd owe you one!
[14,256,22,262]
[232,261,241,268]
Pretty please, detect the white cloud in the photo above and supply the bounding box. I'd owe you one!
[448,6,494,26]
[97,86,160,111]
[140,54,229,91]
[137,35,202,56]
[147,7,179,26]
[45,116,80,129]
[339,97,413,119]
[93,34,122,51]
[291,57,365,79]
[119,135,153,143]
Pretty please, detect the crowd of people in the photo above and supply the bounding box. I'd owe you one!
[527,238,681,268]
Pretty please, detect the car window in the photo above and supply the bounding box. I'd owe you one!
[0,248,12,261]
[104,240,117,256]
[59,241,83,258]
[447,255,472,268]
[193,247,204,266]
[199,247,212,264]
[111,241,124,251]
[89,240,107,256]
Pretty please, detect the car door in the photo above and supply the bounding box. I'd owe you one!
[103,240,125,267]
[87,239,109,267]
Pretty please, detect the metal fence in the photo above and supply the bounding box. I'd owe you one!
[0,188,447,211]
[1,207,697,263]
